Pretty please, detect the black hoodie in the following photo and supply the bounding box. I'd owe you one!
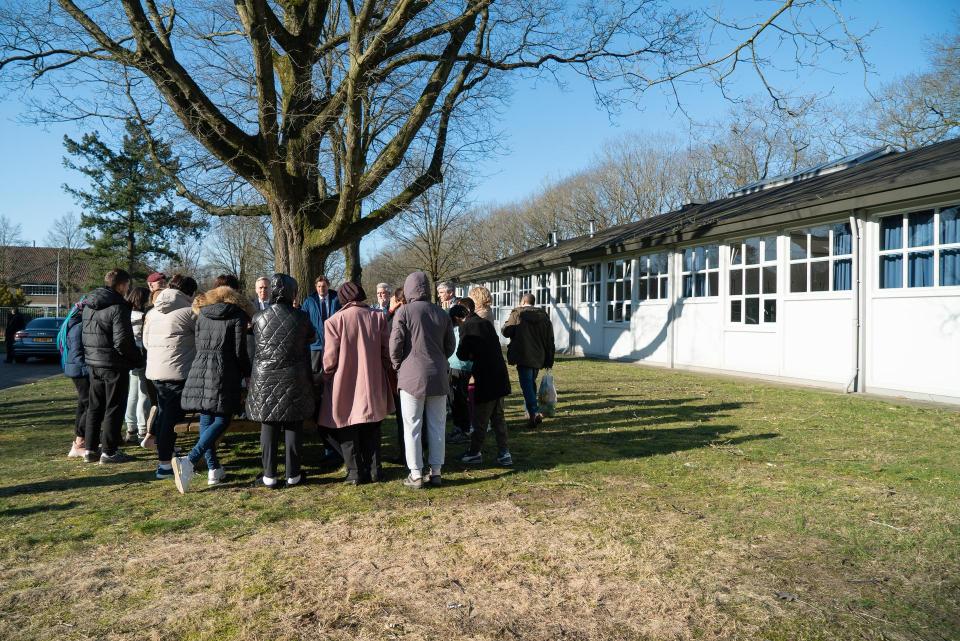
[81,286,141,370]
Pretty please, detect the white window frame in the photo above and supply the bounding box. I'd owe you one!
[637,252,669,304]
[579,263,601,305]
[554,268,570,305]
[681,244,720,298]
[728,236,778,326]
[877,204,960,290]
[604,258,632,324]
[516,275,532,306]
[21,283,58,297]
[788,222,853,294]
[534,272,551,307]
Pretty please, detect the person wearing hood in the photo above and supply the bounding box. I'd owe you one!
[389,271,455,489]
[171,275,253,493]
[57,300,90,458]
[501,293,555,427]
[143,274,198,480]
[246,274,315,488]
[80,268,142,463]
[318,282,394,484]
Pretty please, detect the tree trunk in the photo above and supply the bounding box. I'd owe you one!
[270,199,331,301]
[344,239,362,285]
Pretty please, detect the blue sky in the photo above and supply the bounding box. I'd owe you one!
[0,0,955,254]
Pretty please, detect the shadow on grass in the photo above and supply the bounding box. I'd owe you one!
[0,470,149,498]
[0,500,80,517]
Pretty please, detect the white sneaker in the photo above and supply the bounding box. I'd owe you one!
[208,466,226,486]
[68,443,87,458]
[171,456,195,494]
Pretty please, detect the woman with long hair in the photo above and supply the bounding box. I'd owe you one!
[123,286,151,444]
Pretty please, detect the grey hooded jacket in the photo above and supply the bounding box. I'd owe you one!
[389,271,455,397]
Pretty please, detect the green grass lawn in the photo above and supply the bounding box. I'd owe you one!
[1,358,958,640]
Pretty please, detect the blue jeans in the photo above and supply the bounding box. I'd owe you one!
[517,366,540,417]
[188,412,230,470]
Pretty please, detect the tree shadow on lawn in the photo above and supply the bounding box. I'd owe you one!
[0,470,148,498]
[0,500,80,517]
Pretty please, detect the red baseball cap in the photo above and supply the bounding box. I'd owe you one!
[146,272,167,284]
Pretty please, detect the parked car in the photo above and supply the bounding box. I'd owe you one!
[12,317,64,363]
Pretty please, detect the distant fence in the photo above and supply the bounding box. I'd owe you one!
[0,307,62,343]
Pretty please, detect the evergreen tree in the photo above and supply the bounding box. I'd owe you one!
[63,120,205,280]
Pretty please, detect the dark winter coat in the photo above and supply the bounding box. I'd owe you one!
[501,305,555,369]
[389,271,455,398]
[457,314,511,403]
[245,298,316,423]
[181,287,253,415]
[81,287,142,370]
[62,308,88,379]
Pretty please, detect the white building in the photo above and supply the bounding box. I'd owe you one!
[458,139,960,405]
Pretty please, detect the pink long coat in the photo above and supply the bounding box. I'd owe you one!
[319,302,396,429]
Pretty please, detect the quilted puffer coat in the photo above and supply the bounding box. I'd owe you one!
[181,287,253,415]
[143,288,196,382]
[81,287,141,370]
[246,276,316,423]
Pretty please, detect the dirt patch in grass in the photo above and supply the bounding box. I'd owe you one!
[0,498,777,641]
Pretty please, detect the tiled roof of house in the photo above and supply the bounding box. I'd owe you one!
[1,245,92,286]
[460,136,960,281]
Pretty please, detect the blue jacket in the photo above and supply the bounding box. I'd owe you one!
[301,291,341,351]
[59,308,88,378]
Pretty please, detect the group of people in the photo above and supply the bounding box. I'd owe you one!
[57,266,555,492]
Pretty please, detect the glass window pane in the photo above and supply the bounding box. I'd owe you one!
[763,299,777,323]
[745,237,760,265]
[745,298,760,325]
[730,300,742,323]
[908,211,934,248]
[790,230,808,259]
[695,246,705,271]
[683,248,695,272]
[908,251,934,287]
[708,272,718,297]
[607,282,614,302]
[833,259,852,291]
[810,226,830,258]
[879,255,903,289]
[638,279,648,301]
[762,266,777,294]
[941,206,959,245]
[624,304,631,322]
[833,223,852,256]
[745,267,760,295]
[659,278,669,299]
[763,235,778,261]
[706,245,719,269]
[695,273,706,297]
[811,261,829,292]
[730,244,742,266]
[682,274,692,297]
[941,249,960,286]
[729,268,743,295]
[880,215,903,251]
[791,263,807,292]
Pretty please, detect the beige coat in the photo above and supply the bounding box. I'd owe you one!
[143,288,196,381]
[319,303,395,428]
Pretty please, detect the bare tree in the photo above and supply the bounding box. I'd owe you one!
[0,1,869,287]
[858,27,960,150]
[0,214,25,283]
[45,212,88,308]
[206,215,275,291]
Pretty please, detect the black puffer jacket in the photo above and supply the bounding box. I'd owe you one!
[246,275,316,423]
[81,287,142,370]
[457,314,511,403]
[181,287,253,415]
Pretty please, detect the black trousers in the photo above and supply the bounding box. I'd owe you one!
[261,421,302,480]
[154,380,185,462]
[4,332,14,362]
[470,397,509,454]
[71,376,90,439]
[450,369,470,432]
[85,366,130,455]
[327,421,383,482]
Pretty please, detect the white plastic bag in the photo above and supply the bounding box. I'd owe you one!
[537,368,557,417]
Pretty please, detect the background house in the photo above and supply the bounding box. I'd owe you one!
[0,244,91,317]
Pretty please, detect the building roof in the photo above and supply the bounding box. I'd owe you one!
[0,245,92,287]
[460,137,960,281]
